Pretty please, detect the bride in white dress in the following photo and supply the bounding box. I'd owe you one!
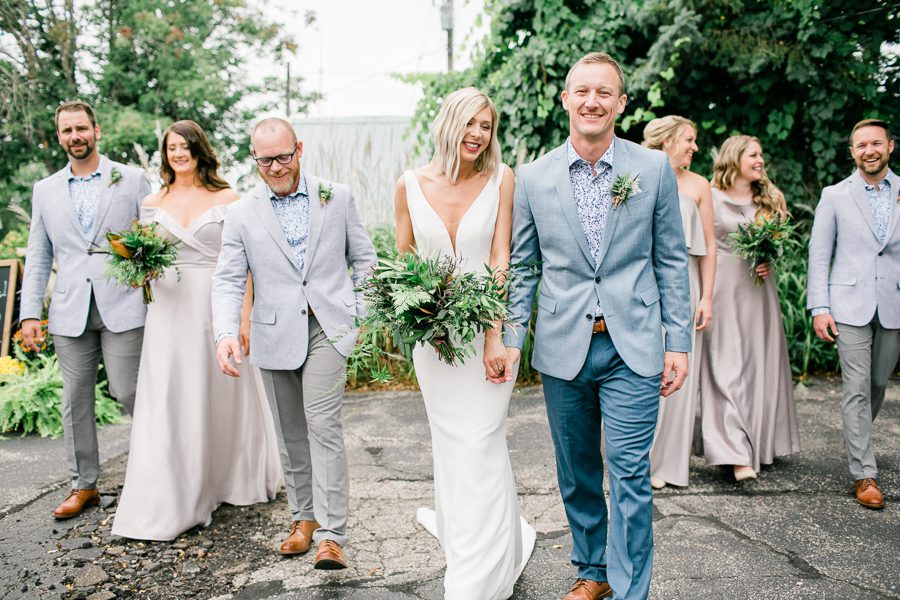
[394,87,535,599]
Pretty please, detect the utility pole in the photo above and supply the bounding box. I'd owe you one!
[286,62,292,116]
[440,0,453,72]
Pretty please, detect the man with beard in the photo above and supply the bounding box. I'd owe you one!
[20,101,150,519]
[808,118,899,510]
[212,117,375,569]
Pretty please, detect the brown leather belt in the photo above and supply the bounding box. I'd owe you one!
[592,316,607,334]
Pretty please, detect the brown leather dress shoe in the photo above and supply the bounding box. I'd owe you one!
[563,578,613,600]
[279,520,320,555]
[52,488,100,519]
[855,478,885,509]
[314,539,348,570]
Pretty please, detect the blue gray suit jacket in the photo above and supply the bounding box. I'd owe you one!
[505,138,692,380]
[807,168,900,328]
[21,155,149,336]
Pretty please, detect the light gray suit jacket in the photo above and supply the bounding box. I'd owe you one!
[807,168,900,328]
[21,155,150,336]
[211,177,376,370]
[505,138,692,380]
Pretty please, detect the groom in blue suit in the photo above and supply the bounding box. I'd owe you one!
[503,52,692,600]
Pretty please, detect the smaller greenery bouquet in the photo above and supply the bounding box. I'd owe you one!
[728,213,800,286]
[90,220,179,303]
[350,252,510,381]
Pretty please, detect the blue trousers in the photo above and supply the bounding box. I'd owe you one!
[542,332,660,600]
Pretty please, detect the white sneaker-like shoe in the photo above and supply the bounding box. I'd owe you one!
[651,477,667,490]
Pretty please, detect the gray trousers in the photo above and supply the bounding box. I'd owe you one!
[259,315,349,546]
[835,311,900,480]
[53,295,143,489]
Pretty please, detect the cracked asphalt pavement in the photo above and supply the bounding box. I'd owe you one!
[0,377,898,599]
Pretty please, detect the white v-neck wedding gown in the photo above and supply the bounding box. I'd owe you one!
[404,165,535,600]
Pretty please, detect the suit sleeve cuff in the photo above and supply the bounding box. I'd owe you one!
[810,307,830,316]
[215,333,237,344]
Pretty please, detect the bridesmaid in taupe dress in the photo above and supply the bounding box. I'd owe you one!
[700,135,800,482]
[643,116,717,489]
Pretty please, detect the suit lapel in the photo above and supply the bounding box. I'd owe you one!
[57,168,87,241]
[553,145,595,268]
[252,184,302,271]
[303,174,324,279]
[596,137,630,270]
[90,155,115,243]
[850,171,880,242]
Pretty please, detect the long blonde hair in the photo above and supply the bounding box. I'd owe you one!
[430,87,500,183]
[642,115,695,151]
[712,135,787,218]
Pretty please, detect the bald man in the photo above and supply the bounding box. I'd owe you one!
[212,118,376,569]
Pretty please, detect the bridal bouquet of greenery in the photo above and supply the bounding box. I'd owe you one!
[90,220,179,303]
[350,252,510,381]
[728,213,799,286]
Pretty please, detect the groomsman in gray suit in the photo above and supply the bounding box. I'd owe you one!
[808,118,899,510]
[503,53,691,600]
[212,117,375,570]
[20,101,149,519]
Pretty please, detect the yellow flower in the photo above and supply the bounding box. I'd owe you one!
[0,356,26,377]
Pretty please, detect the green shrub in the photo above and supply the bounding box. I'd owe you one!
[0,356,124,438]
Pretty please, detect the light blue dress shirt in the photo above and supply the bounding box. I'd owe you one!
[66,164,103,234]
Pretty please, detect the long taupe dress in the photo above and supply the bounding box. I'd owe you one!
[112,205,282,541]
[649,193,706,486]
[699,189,800,472]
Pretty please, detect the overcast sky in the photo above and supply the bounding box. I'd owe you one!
[253,0,487,118]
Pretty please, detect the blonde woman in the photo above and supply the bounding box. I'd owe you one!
[699,135,800,482]
[642,116,716,489]
[395,87,535,599]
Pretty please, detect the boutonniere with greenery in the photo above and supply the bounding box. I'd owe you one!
[318,182,333,207]
[611,174,642,208]
[109,168,122,187]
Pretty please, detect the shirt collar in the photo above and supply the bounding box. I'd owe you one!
[567,137,615,170]
[66,162,102,182]
[863,177,891,193]
[268,173,308,202]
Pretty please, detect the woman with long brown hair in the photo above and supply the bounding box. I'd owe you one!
[699,135,800,482]
[113,120,281,540]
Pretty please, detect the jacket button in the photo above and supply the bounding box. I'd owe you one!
[585,314,592,320]
[85,278,91,283]
[302,280,307,285]
[878,251,884,256]
[301,309,307,315]
[595,276,601,283]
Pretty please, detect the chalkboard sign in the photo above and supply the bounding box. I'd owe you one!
[0,259,22,357]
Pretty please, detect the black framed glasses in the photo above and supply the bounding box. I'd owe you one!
[252,147,297,168]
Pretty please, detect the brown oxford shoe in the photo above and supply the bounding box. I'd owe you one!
[563,578,613,600]
[279,520,320,555]
[314,539,348,570]
[855,478,885,510]
[52,488,100,520]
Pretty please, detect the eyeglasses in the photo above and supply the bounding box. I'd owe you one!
[252,147,297,168]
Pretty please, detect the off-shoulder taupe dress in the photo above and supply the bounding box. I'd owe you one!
[699,189,800,472]
[649,193,707,486]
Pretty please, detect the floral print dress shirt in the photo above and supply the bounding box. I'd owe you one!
[865,178,892,245]
[567,138,615,315]
[269,174,311,275]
